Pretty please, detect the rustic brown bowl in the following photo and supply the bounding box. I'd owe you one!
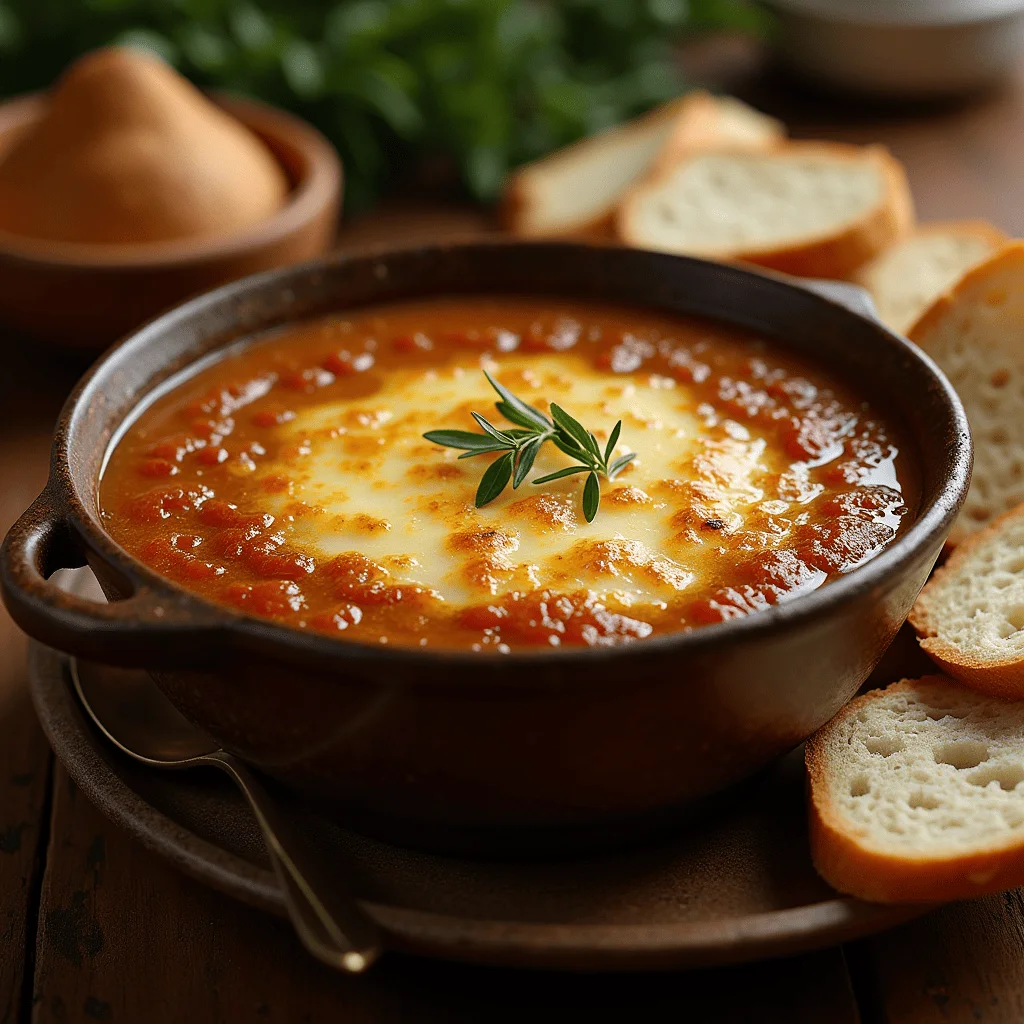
[0,91,341,349]
[0,242,972,854]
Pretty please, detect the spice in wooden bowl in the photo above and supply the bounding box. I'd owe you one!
[0,46,289,245]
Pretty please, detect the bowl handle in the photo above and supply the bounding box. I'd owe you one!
[1,487,228,668]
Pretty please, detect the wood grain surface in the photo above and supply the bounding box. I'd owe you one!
[30,766,862,1024]
[858,895,1024,1023]
[3,37,1024,1023]
[0,350,78,1024]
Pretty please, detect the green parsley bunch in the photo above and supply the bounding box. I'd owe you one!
[0,0,763,209]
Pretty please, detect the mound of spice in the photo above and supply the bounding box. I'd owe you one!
[0,46,288,245]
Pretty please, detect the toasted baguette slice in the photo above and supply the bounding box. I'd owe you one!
[853,221,1007,334]
[502,99,688,238]
[910,503,1024,699]
[807,675,1024,904]
[648,92,784,177]
[908,243,1024,545]
[617,142,914,279]
[502,92,782,238]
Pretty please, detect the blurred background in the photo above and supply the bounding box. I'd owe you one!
[0,0,768,211]
[1,0,1022,340]
[1,0,1022,219]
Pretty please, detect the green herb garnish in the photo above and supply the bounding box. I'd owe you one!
[423,371,636,523]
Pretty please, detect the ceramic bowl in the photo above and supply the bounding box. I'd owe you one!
[0,91,341,349]
[0,242,972,853]
[763,0,1024,98]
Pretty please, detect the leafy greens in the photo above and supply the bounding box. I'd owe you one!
[0,0,764,209]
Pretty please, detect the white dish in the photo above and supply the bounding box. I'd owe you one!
[763,0,1024,98]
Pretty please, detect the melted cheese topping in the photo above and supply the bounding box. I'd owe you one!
[262,352,784,609]
[99,297,915,651]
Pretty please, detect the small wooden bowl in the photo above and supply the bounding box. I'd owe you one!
[0,92,342,349]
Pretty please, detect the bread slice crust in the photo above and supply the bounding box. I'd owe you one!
[908,242,1024,547]
[908,239,1023,344]
[501,97,690,238]
[646,91,784,178]
[807,676,1024,903]
[852,219,1007,334]
[910,502,1024,699]
[905,219,1006,247]
[616,141,915,280]
[502,92,784,240]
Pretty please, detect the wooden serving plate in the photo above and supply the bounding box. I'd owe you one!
[28,640,929,972]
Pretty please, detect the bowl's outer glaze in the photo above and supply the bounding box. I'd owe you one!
[0,243,972,853]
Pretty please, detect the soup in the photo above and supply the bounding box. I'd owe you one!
[99,297,916,652]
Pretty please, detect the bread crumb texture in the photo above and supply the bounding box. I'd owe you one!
[503,100,683,236]
[815,677,1024,856]
[857,224,1004,334]
[915,509,1024,655]
[515,120,674,235]
[505,92,783,238]
[910,245,1024,541]
[623,149,882,255]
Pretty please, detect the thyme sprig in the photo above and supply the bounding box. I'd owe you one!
[423,371,636,522]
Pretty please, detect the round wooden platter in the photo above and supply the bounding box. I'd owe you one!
[28,642,928,972]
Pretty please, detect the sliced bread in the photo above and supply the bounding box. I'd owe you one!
[910,503,1024,699]
[616,142,915,279]
[908,243,1024,545]
[853,220,1007,334]
[807,675,1024,903]
[502,92,782,238]
[647,91,784,177]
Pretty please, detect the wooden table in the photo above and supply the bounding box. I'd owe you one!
[4,42,1024,1024]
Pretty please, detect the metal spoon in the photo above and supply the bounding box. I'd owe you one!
[69,658,382,973]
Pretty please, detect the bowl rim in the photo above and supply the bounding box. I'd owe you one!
[45,240,972,677]
[0,90,342,270]
[763,0,1024,26]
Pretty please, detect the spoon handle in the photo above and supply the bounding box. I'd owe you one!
[208,751,382,972]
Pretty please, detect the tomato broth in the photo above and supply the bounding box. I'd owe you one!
[99,297,917,652]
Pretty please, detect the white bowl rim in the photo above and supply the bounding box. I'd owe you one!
[764,0,1024,26]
